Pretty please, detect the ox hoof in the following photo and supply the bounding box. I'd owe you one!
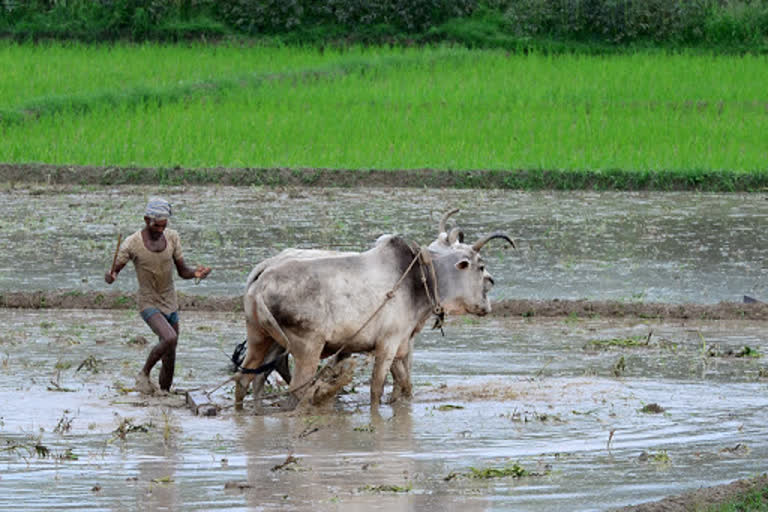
[234,379,249,408]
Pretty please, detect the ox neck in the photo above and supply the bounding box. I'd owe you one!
[413,245,445,330]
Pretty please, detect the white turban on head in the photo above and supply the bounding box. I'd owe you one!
[145,197,172,220]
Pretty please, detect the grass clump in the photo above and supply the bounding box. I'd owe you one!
[708,484,768,511]
[445,461,540,481]
[468,462,529,479]
[586,335,651,350]
[359,483,412,493]
[639,403,666,414]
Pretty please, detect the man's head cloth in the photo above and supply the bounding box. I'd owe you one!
[145,197,172,221]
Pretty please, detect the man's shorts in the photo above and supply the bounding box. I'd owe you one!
[140,307,179,326]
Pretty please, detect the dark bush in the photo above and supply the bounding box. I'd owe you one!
[1,0,767,49]
[499,0,768,45]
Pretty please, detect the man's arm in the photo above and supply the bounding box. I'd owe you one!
[174,257,211,281]
[105,261,126,284]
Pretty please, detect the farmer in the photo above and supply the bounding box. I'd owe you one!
[104,197,211,395]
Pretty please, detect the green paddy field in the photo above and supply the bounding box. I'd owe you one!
[1,42,766,187]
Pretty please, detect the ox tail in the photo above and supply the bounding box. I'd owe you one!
[253,292,294,354]
[244,262,269,291]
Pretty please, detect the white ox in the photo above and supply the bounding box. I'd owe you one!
[235,210,515,409]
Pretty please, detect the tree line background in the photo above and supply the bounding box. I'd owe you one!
[1,0,767,50]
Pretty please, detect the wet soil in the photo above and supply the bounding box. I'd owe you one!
[1,181,766,510]
[2,309,767,511]
[2,289,767,321]
[614,474,768,512]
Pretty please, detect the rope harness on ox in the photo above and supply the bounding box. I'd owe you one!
[230,241,444,393]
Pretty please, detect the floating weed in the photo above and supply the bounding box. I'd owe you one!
[735,346,761,358]
[501,408,562,423]
[76,355,105,374]
[469,463,529,479]
[1,436,51,459]
[707,345,762,358]
[126,335,149,346]
[719,443,750,455]
[110,417,152,443]
[436,404,464,411]
[359,483,412,493]
[585,334,650,350]
[651,450,670,464]
[55,360,73,371]
[59,448,78,461]
[353,423,375,433]
[638,449,670,465]
[613,356,626,377]
[271,454,308,472]
[53,413,73,434]
[446,461,541,481]
[639,403,666,414]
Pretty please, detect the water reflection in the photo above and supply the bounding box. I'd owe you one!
[134,441,180,512]
[1,306,767,510]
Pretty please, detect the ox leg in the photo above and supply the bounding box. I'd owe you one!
[388,359,413,404]
[289,341,324,405]
[388,337,414,403]
[250,346,290,403]
[235,319,274,409]
[371,345,399,409]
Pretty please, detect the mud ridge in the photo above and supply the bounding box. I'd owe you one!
[613,474,768,512]
[1,290,766,320]
[2,162,767,191]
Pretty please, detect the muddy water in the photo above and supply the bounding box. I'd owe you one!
[0,185,766,304]
[1,308,767,511]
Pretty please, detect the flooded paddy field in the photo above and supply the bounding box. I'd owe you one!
[1,308,767,511]
[0,184,766,304]
[1,183,766,510]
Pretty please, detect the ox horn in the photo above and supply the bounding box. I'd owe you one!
[448,227,464,245]
[438,208,460,235]
[471,232,517,252]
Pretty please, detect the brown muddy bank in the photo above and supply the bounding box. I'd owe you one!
[614,474,768,512]
[2,289,767,320]
[2,162,767,191]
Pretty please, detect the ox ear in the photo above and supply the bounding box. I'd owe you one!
[455,259,470,270]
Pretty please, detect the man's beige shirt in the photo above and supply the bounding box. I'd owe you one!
[116,229,183,314]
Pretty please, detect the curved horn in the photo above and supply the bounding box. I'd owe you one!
[438,208,460,235]
[471,232,517,252]
[448,227,464,245]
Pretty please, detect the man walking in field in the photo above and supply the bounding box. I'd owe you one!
[104,197,211,394]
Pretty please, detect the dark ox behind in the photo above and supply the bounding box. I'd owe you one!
[235,210,515,410]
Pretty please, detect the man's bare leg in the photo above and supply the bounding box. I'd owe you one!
[138,313,179,393]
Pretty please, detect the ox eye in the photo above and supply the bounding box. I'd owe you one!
[478,265,485,272]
